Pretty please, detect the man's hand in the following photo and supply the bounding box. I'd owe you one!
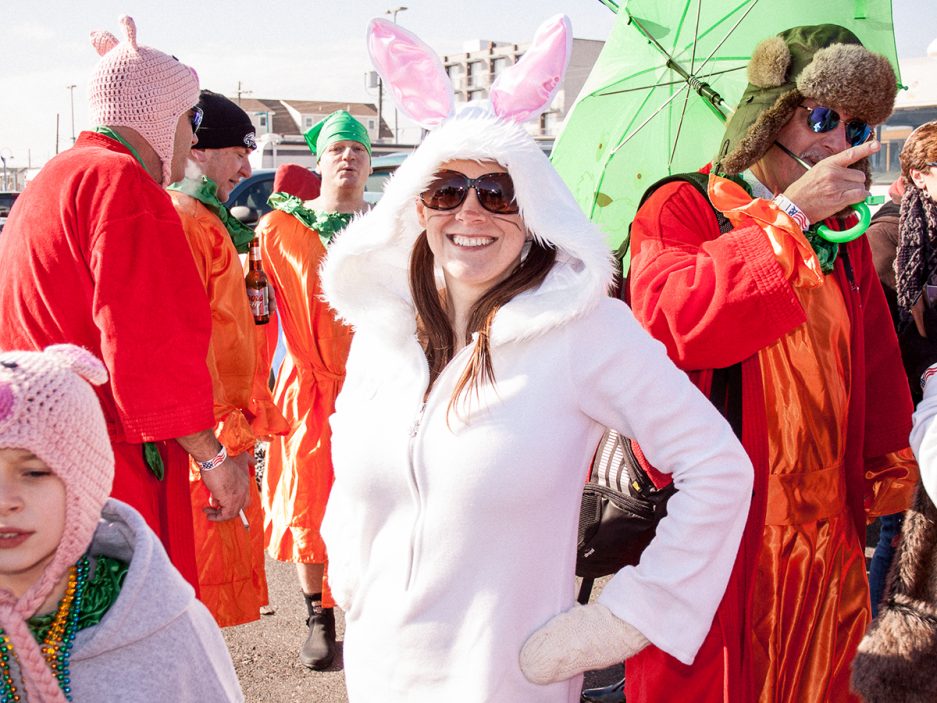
[519,603,649,685]
[200,450,250,522]
[176,429,250,522]
[783,140,880,224]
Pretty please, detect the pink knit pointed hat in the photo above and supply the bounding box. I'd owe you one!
[88,15,199,186]
[0,345,114,703]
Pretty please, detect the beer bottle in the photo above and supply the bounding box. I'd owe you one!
[245,236,270,325]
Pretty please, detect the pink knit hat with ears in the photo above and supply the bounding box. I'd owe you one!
[0,345,114,703]
[88,15,199,186]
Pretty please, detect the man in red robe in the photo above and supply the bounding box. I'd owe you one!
[0,16,248,588]
[622,25,918,703]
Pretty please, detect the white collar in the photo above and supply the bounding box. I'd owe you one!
[739,169,774,201]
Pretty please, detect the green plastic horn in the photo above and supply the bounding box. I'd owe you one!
[815,195,885,243]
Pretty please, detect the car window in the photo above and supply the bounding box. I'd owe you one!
[365,167,396,197]
[230,176,275,214]
[0,194,18,214]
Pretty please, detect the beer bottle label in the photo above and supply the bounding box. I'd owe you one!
[248,287,269,317]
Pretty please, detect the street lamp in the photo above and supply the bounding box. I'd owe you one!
[385,6,408,142]
[385,5,407,23]
[66,85,77,144]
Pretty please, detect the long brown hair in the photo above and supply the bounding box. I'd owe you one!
[409,231,556,416]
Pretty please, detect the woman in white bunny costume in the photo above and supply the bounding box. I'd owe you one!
[320,15,753,702]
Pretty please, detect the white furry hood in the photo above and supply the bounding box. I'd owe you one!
[320,112,614,347]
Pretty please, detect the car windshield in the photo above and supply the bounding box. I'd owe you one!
[0,194,19,213]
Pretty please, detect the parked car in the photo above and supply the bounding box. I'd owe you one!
[225,152,409,227]
[364,152,408,204]
[0,192,20,233]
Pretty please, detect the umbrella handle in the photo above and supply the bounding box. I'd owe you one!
[815,196,885,244]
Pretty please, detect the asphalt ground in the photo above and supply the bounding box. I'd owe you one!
[223,555,621,702]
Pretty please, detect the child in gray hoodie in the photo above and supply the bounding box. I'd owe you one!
[0,344,243,702]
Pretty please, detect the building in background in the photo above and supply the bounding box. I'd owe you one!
[233,98,393,169]
[442,37,603,140]
[874,39,937,183]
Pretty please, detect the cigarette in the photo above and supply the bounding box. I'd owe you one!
[239,509,249,530]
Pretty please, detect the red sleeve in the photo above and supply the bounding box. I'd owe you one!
[628,181,807,370]
[89,201,215,443]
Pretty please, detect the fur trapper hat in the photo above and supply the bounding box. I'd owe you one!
[716,24,897,176]
[320,16,614,347]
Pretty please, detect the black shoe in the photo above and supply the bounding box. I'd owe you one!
[300,595,336,670]
[581,677,625,703]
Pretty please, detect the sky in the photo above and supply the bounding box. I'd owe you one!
[2,0,936,170]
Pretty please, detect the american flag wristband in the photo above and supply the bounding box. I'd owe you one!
[196,445,228,472]
[921,365,937,392]
[772,193,811,231]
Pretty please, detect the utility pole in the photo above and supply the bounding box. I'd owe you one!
[236,81,252,105]
[55,114,60,155]
[66,84,77,144]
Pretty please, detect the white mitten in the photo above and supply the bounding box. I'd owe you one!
[519,603,649,685]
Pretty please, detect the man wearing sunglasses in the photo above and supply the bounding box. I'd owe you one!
[614,23,917,703]
[0,17,249,593]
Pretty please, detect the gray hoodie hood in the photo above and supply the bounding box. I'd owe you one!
[70,499,243,702]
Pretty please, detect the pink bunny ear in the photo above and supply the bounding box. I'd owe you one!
[90,30,119,56]
[368,18,454,130]
[119,15,138,50]
[489,14,572,124]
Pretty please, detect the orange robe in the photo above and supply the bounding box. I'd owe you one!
[171,190,289,627]
[626,175,917,703]
[257,209,353,608]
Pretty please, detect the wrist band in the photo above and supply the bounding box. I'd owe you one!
[921,365,937,391]
[196,445,227,472]
[772,193,811,231]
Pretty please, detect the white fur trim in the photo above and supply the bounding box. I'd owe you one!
[320,111,615,347]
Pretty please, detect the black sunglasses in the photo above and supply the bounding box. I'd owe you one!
[420,169,519,214]
[801,105,872,147]
[190,105,204,133]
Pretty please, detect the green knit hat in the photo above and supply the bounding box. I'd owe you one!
[304,110,372,156]
[716,23,897,175]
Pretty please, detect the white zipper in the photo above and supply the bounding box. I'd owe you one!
[403,399,427,591]
[402,342,474,590]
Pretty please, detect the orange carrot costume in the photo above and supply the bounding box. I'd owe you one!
[171,189,289,627]
[625,174,917,703]
[257,208,353,608]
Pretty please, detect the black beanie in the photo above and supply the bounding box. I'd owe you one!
[193,90,257,150]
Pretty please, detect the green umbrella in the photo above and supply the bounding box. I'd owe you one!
[551,0,901,247]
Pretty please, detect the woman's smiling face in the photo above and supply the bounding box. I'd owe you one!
[417,159,526,305]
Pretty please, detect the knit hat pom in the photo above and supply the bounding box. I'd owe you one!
[119,15,138,50]
[44,345,108,386]
[90,30,119,57]
[748,36,791,88]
